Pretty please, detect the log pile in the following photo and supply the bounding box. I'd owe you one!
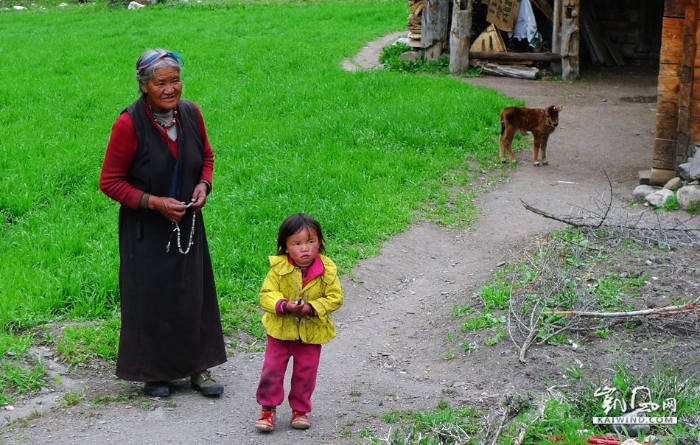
[407,0,424,40]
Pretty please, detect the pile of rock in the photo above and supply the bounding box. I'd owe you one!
[635,147,700,211]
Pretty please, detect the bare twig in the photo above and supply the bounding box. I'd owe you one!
[544,297,700,318]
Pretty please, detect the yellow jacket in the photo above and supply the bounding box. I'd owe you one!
[259,254,344,344]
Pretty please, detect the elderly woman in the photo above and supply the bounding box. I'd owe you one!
[99,49,227,397]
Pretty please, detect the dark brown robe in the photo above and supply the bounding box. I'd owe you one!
[115,98,226,382]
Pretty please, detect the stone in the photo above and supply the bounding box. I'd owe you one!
[663,177,683,191]
[399,51,421,62]
[645,188,674,207]
[649,168,676,186]
[678,155,700,181]
[632,185,661,202]
[637,169,650,185]
[676,184,700,210]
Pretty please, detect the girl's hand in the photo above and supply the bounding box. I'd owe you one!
[297,304,312,317]
[287,300,311,316]
[288,300,303,314]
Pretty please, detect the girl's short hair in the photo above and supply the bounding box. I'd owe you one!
[276,213,326,255]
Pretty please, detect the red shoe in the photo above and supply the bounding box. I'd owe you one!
[291,410,311,429]
[254,409,275,432]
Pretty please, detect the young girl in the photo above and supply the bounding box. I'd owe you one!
[254,213,344,432]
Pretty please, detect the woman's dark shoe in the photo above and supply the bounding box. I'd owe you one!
[190,371,224,396]
[142,381,169,397]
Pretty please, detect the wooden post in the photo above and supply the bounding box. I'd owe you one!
[560,0,580,81]
[422,0,450,60]
[648,0,686,185]
[676,0,698,166]
[549,0,562,75]
[449,0,473,73]
[552,0,561,54]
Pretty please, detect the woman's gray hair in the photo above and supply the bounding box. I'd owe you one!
[135,48,184,88]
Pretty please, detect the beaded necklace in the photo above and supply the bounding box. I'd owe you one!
[148,104,178,129]
[166,202,196,255]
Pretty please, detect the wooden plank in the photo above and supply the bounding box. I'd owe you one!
[580,1,613,66]
[657,75,681,101]
[692,99,700,119]
[690,118,700,142]
[655,113,679,140]
[692,73,700,97]
[422,0,450,59]
[658,101,679,117]
[676,0,698,162]
[660,17,683,59]
[471,62,540,79]
[560,0,579,80]
[660,16,684,66]
[449,0,473,74]
[660,54,684,65]
[531,0,553,22]
[551,0,560,54]
[664,0,686,18]
[652,139,678,170]
[658,61,680,78]
[602,34,625,66]
[469,51,560,61]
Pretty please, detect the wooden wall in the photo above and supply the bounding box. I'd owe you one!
[650,0,698,184]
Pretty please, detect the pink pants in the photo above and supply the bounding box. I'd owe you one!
[255,335,322,413]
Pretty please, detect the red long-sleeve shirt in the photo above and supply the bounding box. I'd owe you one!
[99,101,214,210]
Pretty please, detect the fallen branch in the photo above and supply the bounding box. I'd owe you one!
[543,297,700,318]
[520,170,614,228]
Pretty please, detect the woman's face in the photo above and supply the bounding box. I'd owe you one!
[140,66,182,112]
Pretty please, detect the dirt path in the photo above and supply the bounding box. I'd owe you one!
[2,35,673,444]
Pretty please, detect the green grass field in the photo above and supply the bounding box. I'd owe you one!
[0,0,514,348]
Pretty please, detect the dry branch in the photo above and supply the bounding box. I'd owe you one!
[497,170,700,363]
[544,297,700,318]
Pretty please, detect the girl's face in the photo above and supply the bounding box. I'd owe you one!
[140,66,182,112]
[285,227,319,268]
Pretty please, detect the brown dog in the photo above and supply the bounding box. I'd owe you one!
[499,105,562,166]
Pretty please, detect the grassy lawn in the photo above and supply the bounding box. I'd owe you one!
[0,0,515,404]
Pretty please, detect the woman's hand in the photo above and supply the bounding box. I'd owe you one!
[189,182,208,212]
[149,196,189,223]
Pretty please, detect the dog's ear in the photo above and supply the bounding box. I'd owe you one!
[555,105,563,111]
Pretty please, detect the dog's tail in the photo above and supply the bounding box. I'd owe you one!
[500,118,505,135]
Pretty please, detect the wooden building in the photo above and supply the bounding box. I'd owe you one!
[415,0,699,185]
[650,0,698,185]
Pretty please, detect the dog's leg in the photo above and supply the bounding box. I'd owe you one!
[531,133,540,167]
[540,134,549,166]
[506,131,517,163]
[499,133,507,163]
[500,130,516,163]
